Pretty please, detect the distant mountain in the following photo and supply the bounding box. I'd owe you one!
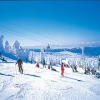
[22,45,100,56]
[84,46,100,56]
[66,46,100,56]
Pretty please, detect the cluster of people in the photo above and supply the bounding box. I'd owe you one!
[83,56,100,76]
[15,56,100,78]
[15,58,79,77]
[35,59,56,71]
[15,58,60,75]
[84,67,97,75]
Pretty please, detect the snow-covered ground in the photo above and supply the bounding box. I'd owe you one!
[0,60,100,100]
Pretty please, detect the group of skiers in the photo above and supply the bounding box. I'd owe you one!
[35,59,57,71]
[15,56,100,78]
[15,58,63,75]
[14,58,88,76]
[84,66,99,76]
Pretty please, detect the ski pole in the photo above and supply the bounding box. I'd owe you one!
[15,64,17,75]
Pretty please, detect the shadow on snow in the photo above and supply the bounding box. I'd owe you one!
[0,72,14,77]
[64,76,84,82]
[24,74,41,78]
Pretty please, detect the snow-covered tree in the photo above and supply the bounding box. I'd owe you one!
[24,49,30,61]
[13,40,20,49]
[17,48,26,60]
[5,41,12,53]
[13,40,20,54]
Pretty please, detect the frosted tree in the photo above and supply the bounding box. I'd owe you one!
[24,49,30,61]
[13,40,20,54]
[5,41,11,53]
[17,49,26,60]
[40,48,45,62]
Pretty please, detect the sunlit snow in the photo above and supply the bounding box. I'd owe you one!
[0,59,100,100]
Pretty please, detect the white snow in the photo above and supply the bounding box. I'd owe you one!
[0,60,100,100]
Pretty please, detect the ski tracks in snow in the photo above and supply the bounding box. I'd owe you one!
[0,63,100,100]
[0,76,14,100]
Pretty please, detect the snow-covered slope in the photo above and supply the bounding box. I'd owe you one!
[0,61,100,100]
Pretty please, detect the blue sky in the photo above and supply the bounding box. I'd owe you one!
[0,1,100,46]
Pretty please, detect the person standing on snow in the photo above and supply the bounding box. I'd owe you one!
[15,58,23,74]
[48,64,50,69]
[42,59,46,68]
[26,58,28,63]
[71,63,78,72]
[36,63,39,68]
[49,61,52,69]
[98,55,100,70]
[61,63,64,76]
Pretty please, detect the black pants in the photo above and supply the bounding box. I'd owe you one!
[18,65,23,74]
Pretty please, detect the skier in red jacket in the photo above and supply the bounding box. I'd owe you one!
[36,63,39,68]
[61,63,64,76]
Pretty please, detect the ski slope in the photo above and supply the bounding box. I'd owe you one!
[0,62,100,100]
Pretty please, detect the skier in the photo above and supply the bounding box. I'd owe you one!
[71,63,77,72]
[26,58,28,63]
[91,67,96,75]
[84,67,90,74]
[31,58,33,64]
[36,63,39,68]
[2,57,7,62]
[15,58,23,74]
[61,63,64,76]
[49,61,52,69]
[48,64,50,69]
[42,59,46,68]
[98,55,100,70]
